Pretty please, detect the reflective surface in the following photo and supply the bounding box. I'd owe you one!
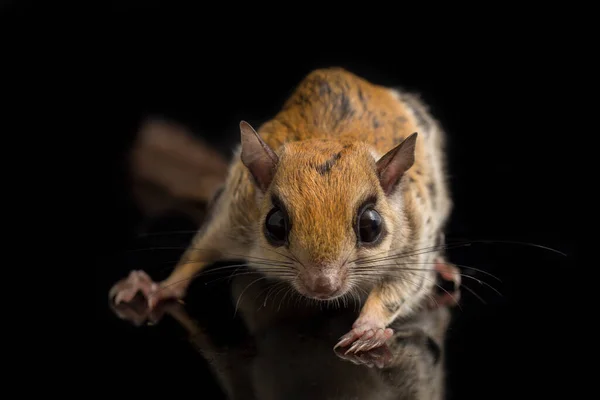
[108,261,453,400]
[92,53,576,399]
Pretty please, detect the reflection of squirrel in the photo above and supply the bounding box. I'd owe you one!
[125,271,453,400]
[111,67,461,353]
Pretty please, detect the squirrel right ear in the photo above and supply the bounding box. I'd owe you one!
[376,132,418,195]
[240,120,279,192]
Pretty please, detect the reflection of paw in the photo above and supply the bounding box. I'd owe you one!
[334,324,394,354]
[110,291,183,327]
[334,344,393,368]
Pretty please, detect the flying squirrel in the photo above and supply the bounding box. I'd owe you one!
[110,67,460,353]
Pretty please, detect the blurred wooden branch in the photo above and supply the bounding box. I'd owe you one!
[129,117,230,224]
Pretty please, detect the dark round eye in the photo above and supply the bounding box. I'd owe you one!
[265,207,288,245]
[358,208,383,243]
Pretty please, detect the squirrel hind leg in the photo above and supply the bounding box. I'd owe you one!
[427,258,461,309]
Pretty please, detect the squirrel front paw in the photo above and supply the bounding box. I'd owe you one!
[334,318,394,354]
[108,270,186,325]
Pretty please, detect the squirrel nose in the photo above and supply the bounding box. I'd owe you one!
[310,275,341,298]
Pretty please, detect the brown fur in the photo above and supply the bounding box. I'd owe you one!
[111,67,453,342]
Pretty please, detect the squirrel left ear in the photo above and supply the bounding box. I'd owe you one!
[240,120,279,192]
[376,132,418,195]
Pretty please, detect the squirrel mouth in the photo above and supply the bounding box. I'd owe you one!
[295,282,346,300]
[310,289,342,300]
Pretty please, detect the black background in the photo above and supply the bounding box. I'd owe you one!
[38,6,581,399]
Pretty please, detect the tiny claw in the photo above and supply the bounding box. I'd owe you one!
[334,333,354,349]
[334,338,350,350]
[360,339,376,352]
[356,342,371,353]
[345,340,362,355]
[336,324,394,354]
